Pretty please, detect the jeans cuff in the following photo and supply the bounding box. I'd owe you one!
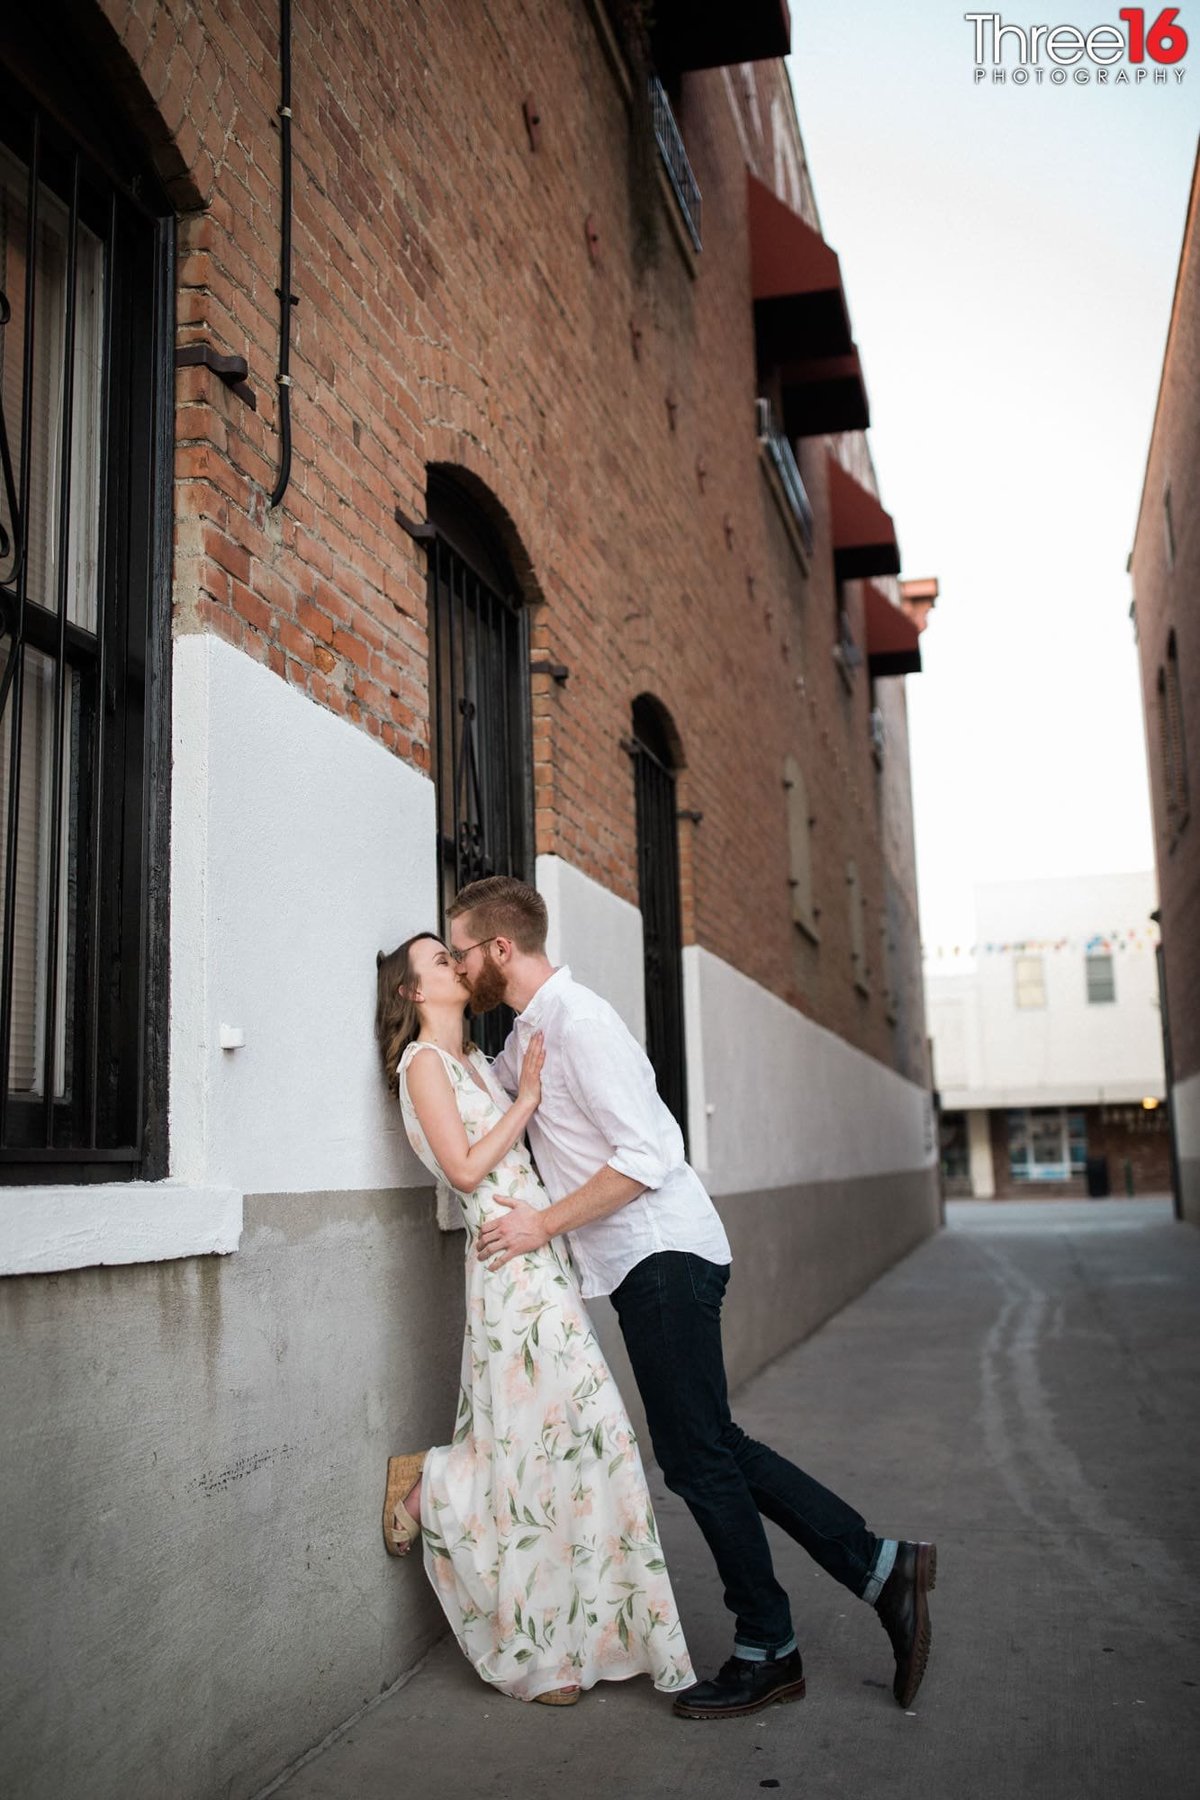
[861,1538,898,1607]
[734,1634,797,1663]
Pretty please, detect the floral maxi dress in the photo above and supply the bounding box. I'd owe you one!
[397,1040,695,1702]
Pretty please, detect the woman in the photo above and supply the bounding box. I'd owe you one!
[374,933,694,1707]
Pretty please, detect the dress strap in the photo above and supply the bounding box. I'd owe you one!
[398,1041,458,1077]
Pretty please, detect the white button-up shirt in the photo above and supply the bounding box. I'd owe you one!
[491,967,731,1299]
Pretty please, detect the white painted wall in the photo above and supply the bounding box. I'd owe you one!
[684,945,935,1195]
[535,854,645,1044]
[531,857,933,1198]
[927,873,1165,1109]
[3,646,938,1275]
[170,633,436,1195]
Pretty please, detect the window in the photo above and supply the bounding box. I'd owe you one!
[1157,631,1189,838]
[758,397,813,561]
[1007,1108,1085,1182]
[1014,954,1046,1009]
[1163,484,1175,571]
[832,587,862,691]
[425,473,533,1058]
[783,756,816,939]
[1085,953,1115,1005]
[0,78,171,1183]
[649,75,701,253]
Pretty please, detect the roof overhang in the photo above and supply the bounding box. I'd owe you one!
[864,582,922,677]
[827,456,901,582]
[780,349,870,438]
[748,172,853,363]
[651,1,791,71]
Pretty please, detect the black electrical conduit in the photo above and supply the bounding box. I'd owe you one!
[269,0,296,508]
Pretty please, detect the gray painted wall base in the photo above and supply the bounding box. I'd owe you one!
[1180,1157,1200,1227]
[0,1168,937,1800]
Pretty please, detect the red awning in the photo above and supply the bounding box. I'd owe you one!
[827,456,901,581]
[652,1,791,71]
[863,583,922,677]
[748,173,853,363]
[780,348,870,438]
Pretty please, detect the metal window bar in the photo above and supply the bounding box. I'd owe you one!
[428,525,532,1059]
[0,83,161,1179]
[40,149,79,1140]
[630,731,688,1145]
[0,118,40,1147]
[648,76,702,253]
[756,397,814,555]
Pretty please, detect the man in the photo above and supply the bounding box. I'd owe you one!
[446,876,935,1721]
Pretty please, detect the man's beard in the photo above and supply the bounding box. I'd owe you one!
[466,953,508,1016]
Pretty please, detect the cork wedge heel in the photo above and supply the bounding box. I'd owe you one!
[382,1452,426,1556]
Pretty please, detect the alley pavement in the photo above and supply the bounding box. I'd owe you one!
[263,1199,1200,1800]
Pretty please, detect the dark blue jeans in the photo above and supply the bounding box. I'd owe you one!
[610,1250,883,1655]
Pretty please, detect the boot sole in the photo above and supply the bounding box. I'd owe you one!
[672,1677,807,1721]
[894,1542,936,1708]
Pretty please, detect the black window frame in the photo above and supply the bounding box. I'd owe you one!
[425,472,535,1060]
[0,63,173,1185]
[629,695,689,1146]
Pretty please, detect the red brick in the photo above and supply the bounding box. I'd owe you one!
[67,1,928,1075]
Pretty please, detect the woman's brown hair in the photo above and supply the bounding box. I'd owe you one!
[374,933,470,1095]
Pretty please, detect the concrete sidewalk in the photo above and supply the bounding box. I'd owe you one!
[264,1200,1200,1800]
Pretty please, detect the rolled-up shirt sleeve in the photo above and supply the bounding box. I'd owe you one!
[559,1016,675,1192]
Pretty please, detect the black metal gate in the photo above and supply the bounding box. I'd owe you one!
[630,707,688,1144]
[426,496,532,1058]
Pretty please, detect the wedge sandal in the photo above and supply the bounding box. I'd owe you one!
[382,1452,426,1556]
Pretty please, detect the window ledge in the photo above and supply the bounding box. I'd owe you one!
[758,440,812,573]
[0,1182,243,1277]
[656,161,700,278]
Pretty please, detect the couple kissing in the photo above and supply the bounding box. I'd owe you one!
[374,876,935,1717]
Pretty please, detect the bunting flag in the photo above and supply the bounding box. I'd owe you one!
[921,925,1161,961]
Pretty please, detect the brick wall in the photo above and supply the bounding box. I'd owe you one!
[79,0,926,1080]
[1131,149,1200,1083]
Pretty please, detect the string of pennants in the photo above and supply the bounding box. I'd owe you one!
[922,925,1160,960]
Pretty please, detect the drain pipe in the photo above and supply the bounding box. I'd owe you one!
[269,0,295,508]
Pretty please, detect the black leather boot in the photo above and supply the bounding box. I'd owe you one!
[672,1649,806,1720]
[875,1540,937,1706]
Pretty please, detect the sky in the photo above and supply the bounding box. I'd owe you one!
[785,3,1198,965]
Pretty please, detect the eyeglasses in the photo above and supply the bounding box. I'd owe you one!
[449,936,500,965]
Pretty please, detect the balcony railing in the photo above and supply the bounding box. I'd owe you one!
[756,398,814,555]
[649,76,702,252]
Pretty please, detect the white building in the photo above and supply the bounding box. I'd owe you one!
[926,874,1169,1198]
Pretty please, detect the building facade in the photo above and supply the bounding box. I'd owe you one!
[1130,143,1200,1227]
[927,874,1170,1200]
[0,4,937,1794]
